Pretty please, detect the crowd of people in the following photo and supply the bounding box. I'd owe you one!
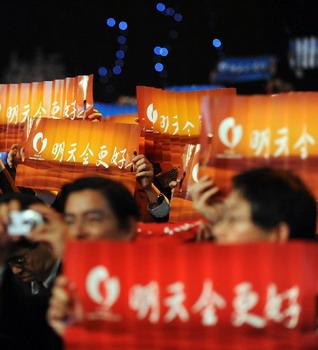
[0,145,317,349]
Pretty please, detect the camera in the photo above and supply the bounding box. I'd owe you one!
[8,210,44,236]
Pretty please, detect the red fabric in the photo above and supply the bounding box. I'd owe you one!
[136,220,202,242]
[63,241,318,349]
[66,326,318,350]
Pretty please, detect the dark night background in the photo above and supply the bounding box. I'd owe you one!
[1,0,317,102]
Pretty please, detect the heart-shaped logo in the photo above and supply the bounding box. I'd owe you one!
[146,103,158,124]
[192,163,199,183]
[86,266,120,309]
[32,132,48,154]
[218,117,243,149]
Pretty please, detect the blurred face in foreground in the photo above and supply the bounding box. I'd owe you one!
[212,190,287,244]
[64,189,133,240]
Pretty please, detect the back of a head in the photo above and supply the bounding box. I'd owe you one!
[233,167,317,240]
[0,192,44,209]
[57,176,140,231]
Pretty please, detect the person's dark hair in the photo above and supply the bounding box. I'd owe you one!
[233,167,317,240]
[0,192,43,209]
[54,176,140,230]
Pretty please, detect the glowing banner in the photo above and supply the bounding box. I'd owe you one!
[137,86,235,136]
[0,75,94,150]
[201,93,318,196]
[64,241,318,350]
[136,86,236,222]
[16,119,140,191]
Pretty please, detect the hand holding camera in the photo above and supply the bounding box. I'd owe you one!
[8,209,44,236]
[28,204,68,259]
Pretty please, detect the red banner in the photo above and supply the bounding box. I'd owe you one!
[64,241,318,349]
[136,220,202,242]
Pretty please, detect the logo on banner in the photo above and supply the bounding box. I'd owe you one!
[218,117,243,158]
[146,103,158,124]
[30,132,48,160]
[191,144,201,183]
[86,265,121,321]
[192,163,199,183]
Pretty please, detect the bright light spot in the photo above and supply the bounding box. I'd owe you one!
[156,3,166,12]
[118,21,128,30]
[174,13,183,22]
[165,7,175,16]
[98,67,108,77]
[154,46,161,55]
[113,65,122,75]
[106,18,116,27]
[160,47,169,56]
[212,38,222,48]
[115,50,125,59]
[117,35,127,45]
[154,63,164,72]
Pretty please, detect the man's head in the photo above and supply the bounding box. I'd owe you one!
[213,167,317,243]
[0,192,43,208]
[7,239,55,283]
[58,176,139,240]
[0,193,54,283]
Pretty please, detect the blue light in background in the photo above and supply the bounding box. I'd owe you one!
[117,35,127,45]
[212,38,222,48]
[154,46,161,55]
[115,50,125,59]
[174,13,183,22]
[156,2,166,12]
[154,63,164,72]
[106,18,116,27]
[118,21,128,30]
[113,65,122,75]
[160,47,169,56]
[98,67,108,77]
[165,7,175,16]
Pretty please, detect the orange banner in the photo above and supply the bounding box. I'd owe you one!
[137,86,235,136]
[136,86,236,222]
[0,74,94,150]
[201,92,318,196]
[16,119,141,192]
[106,113,138,124]
[170,143,202,222]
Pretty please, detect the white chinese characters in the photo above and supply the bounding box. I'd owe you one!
[85,266,302,329]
